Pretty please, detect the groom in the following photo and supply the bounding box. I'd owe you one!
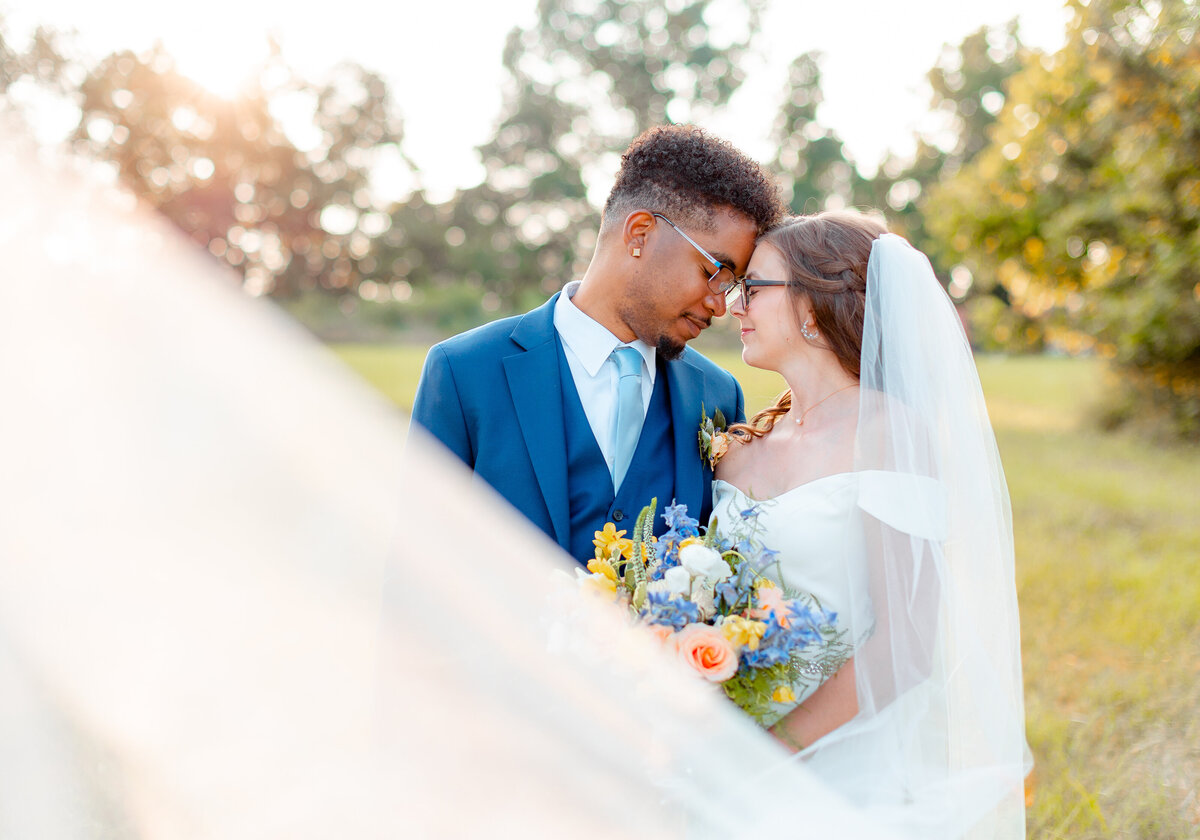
[410,125,783,563]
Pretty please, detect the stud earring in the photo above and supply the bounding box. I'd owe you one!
[632,248,641,257]
[801,322,819,341]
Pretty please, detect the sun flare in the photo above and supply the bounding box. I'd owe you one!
[162,26,274,99]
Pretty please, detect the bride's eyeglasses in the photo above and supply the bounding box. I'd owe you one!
[651,213,738,297]
[725,276,789,311]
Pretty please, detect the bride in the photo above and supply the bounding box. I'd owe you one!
[712,211,1032,836]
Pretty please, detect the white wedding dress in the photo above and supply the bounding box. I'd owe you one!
[711,468,945,727]
[711,474,870,722]
[711,467,960,822]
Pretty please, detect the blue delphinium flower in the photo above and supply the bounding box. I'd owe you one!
[714,562,758,614]
[641,592,702,631]
[715,581,739,611]
[647,500,703,581]
[753,545,781,571]
[661,500,700,538]
[649,535,681,581]
[741,638,791,668]
[743,614,797,668]
[742,601,837,669]
[653,533,679,565]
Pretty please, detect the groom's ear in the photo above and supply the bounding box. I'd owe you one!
[622,210,656,258]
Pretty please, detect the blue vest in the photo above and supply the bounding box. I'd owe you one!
[558,344,677,565]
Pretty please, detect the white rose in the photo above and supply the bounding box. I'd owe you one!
[664,565,692,596]
[645,579,674,600]
[690,580,717,621]
[679,543,730,582]
[707,559,733,583]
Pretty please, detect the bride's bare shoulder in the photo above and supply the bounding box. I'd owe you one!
[713,428,758,484]
[856,388,938,467]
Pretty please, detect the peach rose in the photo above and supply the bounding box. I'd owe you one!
[674,623,739,682]
[751,584,790,626]
[710,432,730,465]
[646,623,677,647]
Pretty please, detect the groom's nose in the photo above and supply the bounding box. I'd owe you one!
[704,288,728,319]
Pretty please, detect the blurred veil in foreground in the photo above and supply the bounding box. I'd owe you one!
[0,137,899,838]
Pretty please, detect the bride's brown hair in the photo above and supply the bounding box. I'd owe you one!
[729,210,888,440]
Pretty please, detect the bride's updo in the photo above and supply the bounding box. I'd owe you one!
[732,210,887,439]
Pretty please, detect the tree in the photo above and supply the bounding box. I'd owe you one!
[768,52,862,215]
[0,19,78,127]
[425,0,768,310]
[926,0,1200,435]
[859,22,1027,307]
[67,46,409,298]
[754,24,1030,349]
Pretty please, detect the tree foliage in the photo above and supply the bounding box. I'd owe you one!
[66,47,407,297]
[768,52,861,215]
[424,0,769,311]
[858,22,1027,301]
[926,0,1200,435]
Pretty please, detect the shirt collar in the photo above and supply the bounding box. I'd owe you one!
[554,281,657,380]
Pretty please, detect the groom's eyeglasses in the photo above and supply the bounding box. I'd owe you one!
[725,276,790,311]
[651,213,738,297]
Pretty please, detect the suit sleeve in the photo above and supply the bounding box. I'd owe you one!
[410,344,474,468]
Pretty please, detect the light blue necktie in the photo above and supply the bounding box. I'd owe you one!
[611,346,644,491]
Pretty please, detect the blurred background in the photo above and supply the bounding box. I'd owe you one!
[1,0,1197,836]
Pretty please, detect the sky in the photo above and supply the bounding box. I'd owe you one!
[3,0,1073,202]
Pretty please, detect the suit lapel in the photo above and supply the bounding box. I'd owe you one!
[665,354,710,520]
[504,297,570,549]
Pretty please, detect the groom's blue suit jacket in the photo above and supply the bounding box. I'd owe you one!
[410,293,745,558]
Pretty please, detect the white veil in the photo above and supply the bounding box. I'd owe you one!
[0,139,909,837]
[796,233,1031,837]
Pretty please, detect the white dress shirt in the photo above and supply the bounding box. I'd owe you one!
[553,281,656,474]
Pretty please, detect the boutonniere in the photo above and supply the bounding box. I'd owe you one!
[698,404,731,470]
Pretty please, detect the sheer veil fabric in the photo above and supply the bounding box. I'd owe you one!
[0,140,909,837]
[795,233,1031,837]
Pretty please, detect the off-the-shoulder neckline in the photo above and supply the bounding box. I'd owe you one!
[712,472,857,503]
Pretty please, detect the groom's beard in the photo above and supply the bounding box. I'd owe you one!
[656,334,686,362]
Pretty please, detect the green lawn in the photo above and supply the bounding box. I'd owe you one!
[332,342,1200,837]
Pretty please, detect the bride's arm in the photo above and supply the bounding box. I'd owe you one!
[767,658,857,754]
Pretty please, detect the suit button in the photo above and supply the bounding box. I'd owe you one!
[612,509,624,521]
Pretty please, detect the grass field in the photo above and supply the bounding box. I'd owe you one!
[331,342,1200,838]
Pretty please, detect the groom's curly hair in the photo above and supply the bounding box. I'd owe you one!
[603,125,782,235]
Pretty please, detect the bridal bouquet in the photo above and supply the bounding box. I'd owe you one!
[580,499,841,725]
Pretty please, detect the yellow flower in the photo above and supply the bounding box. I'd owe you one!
[754,578,777,592]
[771,685,796,704]
[587,556,618,582]
[582,572,618,598]
[592,522,628,559]
[679,536,703,549]
[720,615,767,650]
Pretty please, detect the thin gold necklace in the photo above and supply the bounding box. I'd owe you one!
[794,383,859,426]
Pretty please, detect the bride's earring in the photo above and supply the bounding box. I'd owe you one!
[631,247,641,258]
[801,321,819,341]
